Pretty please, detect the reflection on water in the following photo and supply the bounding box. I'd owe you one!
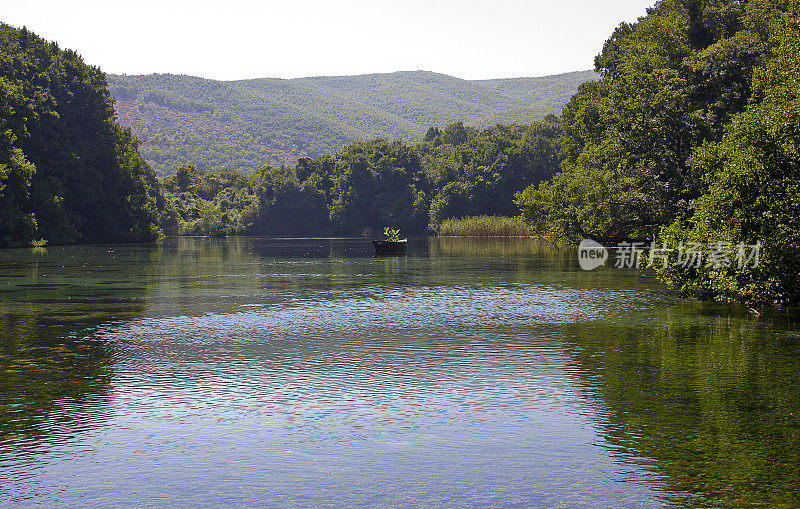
[566,303,800,507]
[0,237,798,506]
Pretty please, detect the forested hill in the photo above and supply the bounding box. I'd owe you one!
[0,23,162,248]
[108,70,596,175]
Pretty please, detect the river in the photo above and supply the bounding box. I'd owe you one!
[1,237,798,506]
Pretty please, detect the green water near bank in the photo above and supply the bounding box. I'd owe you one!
[1,237,798,506]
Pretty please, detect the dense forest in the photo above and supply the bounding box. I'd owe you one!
[515,0,800,304]
[0,22,567,248]
[161,118,562,237]
[2,0,798,306]
[108,71,593,175]
[0,23,162,248]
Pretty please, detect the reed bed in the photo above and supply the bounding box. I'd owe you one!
[437,215,534,237]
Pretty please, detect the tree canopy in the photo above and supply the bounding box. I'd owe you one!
[656,6,800,305]
[513,0,800,305]
[516,0,790,242]
[0,23,162,247]
[161,117,563,237]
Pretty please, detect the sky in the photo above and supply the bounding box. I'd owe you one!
[0,0,655,80]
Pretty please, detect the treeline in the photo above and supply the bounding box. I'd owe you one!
[515,0,800,304]
[0,23,162,247]
[0,22,565,248]
[4,2,798,306]
[162,118,563,236]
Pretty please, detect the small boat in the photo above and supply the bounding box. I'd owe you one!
[373,239,408,256]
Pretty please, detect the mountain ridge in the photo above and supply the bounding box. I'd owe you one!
[109,69,597,175]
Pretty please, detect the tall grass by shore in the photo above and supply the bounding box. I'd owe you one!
[437,216,534,237]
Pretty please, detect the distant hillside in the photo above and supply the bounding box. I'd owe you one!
[109,70,597,175]
[468,71,598,128]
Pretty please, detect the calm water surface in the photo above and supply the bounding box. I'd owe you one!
[1,238,798,507]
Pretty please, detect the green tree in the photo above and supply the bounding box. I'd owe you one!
[517,0,789,242]
[328,139,422,235]
[656,7,800,305]
[0,24,162,246]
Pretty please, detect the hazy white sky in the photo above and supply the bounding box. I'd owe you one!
[1,0,655,80]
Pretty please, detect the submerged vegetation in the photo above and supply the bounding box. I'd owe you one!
[438,216,533,238]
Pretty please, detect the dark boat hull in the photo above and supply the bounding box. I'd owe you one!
[373,239,407,255]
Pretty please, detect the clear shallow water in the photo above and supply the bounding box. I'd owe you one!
[1,237,799,507]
